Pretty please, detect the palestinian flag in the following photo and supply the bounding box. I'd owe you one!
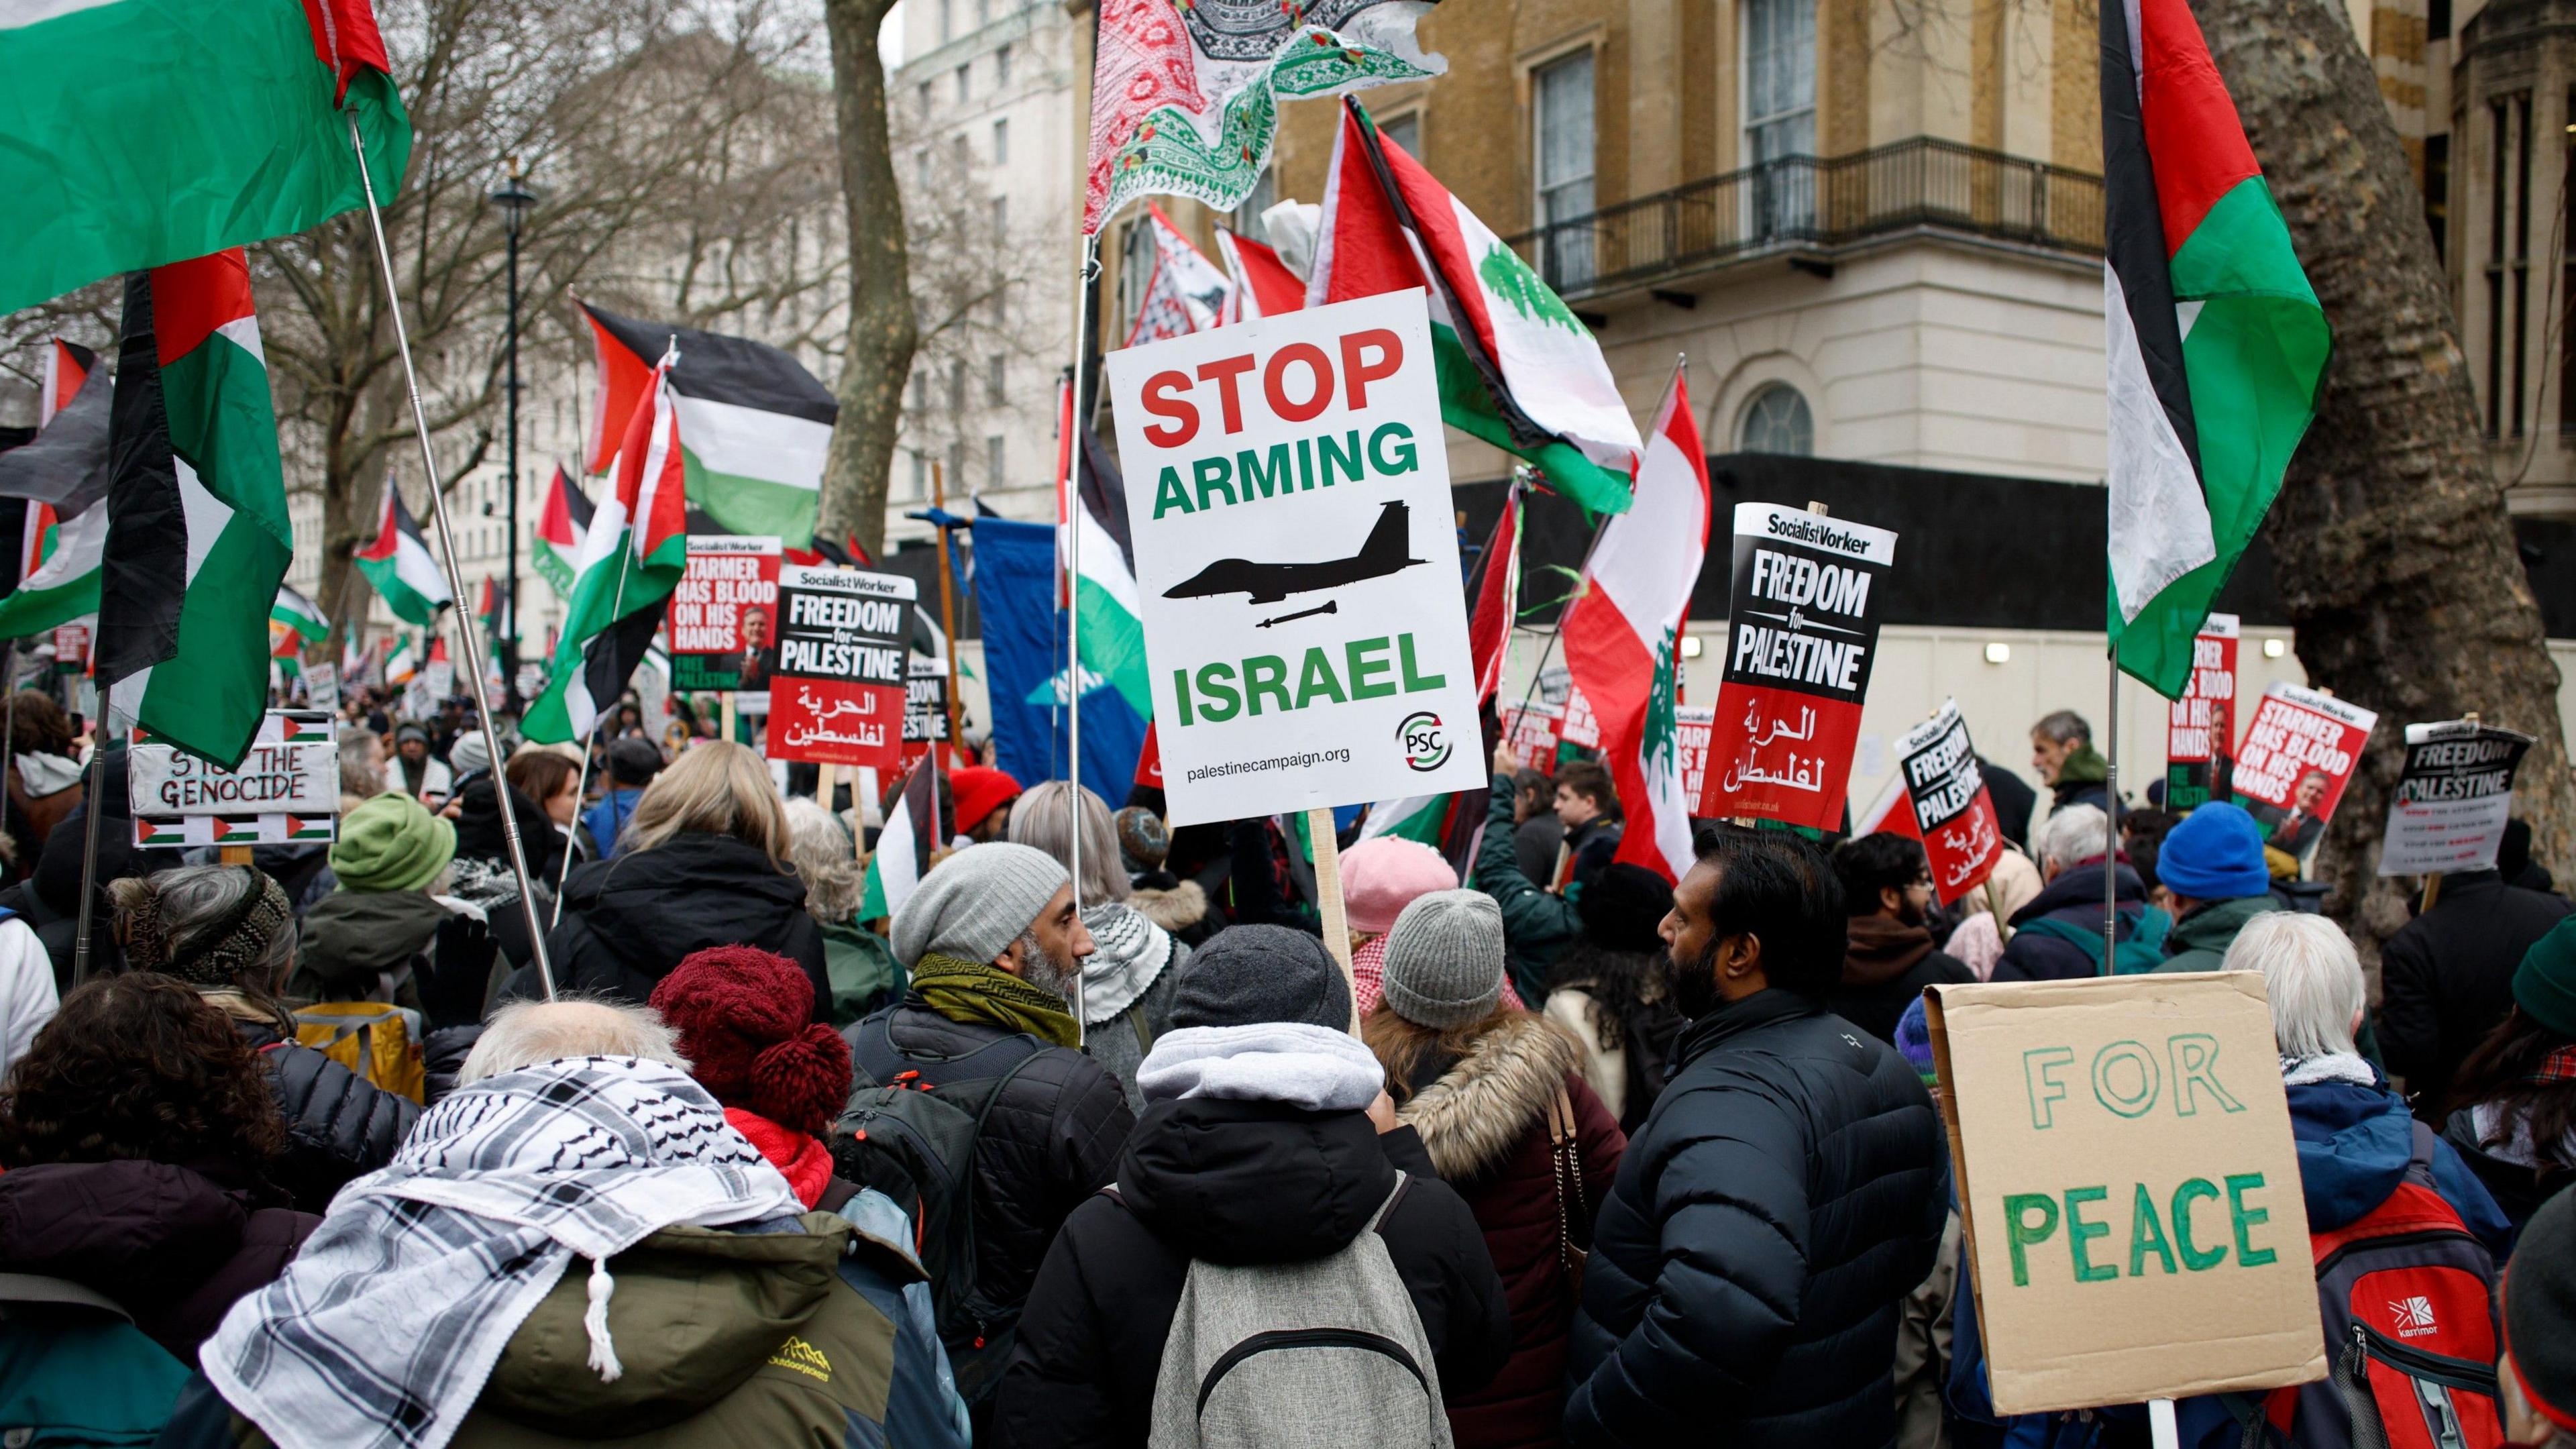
[524,341,690,743]
[38,339,91,427]
[1562,370,1709,884]
[1468,480,1523,706]
[96,250,294,769]
[1057,390,1152,723]
[270,583,327,664]
[1216,226,1305,325]
[533,463,592,594]
[1310,99,1640,517]
[1357,793,1451,847]
[0,360,109,638]
[580,302,835,546]
[0,0,410,315]
[476,576,513,647]
[2102,0,2329,698]
[859,757,938,921]
[1126,205,1232,345]
[354,478,451,626]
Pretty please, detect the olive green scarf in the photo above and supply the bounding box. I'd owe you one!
[910,953,1081,1049]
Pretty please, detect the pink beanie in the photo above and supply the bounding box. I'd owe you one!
[1342,837,1458,935]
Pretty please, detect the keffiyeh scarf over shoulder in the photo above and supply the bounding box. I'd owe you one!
[204,1056,801,1449]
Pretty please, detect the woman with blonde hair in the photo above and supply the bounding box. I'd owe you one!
[506,741,828,1017]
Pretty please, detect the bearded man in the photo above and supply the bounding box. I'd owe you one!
[1563,827,1947,1449]
[1827,833,1978,1045]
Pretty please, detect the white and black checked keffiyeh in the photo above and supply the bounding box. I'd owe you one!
[203,1056,802,1449]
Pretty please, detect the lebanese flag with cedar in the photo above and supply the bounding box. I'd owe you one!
[1560,371,1707,883]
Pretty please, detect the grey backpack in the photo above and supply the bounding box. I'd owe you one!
[1141,1171,1453,1449]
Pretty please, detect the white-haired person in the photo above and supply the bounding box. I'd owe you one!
[1990,804,2159,981]
[160,997,971,1449]
[782,795,904,1024]
[2159,913,2512,1446]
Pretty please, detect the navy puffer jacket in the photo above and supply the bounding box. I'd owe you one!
[1562,988,1947,1448]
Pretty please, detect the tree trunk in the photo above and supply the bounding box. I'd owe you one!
[820,0,919,562]
[2195,0,2574,963]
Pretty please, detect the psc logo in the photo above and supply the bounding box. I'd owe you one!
[1397,711,1451,773]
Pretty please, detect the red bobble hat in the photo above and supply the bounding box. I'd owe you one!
[649,947,851,1138]
[947,766,1022,837]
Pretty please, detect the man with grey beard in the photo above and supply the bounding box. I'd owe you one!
[856,841,1134,1430]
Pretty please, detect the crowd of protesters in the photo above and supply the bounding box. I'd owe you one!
[0,681,2569,1449]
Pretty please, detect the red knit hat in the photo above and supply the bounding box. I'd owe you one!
[947,766,1022,837]
[649,947,851,1137]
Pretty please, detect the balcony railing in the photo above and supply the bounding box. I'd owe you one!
[1506,137,2106,297]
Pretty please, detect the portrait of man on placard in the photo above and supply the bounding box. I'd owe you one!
[735,602,779,691]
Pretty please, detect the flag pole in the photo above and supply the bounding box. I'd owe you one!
[343,112,556,1000]
[2104,640,2120,973]
[1064,229,1104,1049]
[549,477,635,924]
[70,739,106,985]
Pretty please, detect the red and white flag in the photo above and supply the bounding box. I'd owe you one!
[1561,369,1707,883]
[1215,227,1305,324]
[1466,484,1523,707]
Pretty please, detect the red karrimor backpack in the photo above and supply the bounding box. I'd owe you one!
[2229,1122,2506,1449]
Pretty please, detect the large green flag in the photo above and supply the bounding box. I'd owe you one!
[0,0,411,315]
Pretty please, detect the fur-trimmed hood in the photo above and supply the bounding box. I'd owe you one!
[1398,1013,1585,1181]
[1129,878,1208,935]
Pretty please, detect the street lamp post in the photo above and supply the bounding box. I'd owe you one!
[488,160,537,715]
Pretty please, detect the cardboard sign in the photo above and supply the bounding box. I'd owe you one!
[423,659,454,700]
[303,661,340,716]
[2230,684,2377,861]
[2163,614,2239,812]
[1674,704,1715,804]
[131,710,339,847]
[1699,502,1897,828]
[667,536,784,696]
[1501,700,1562,775]
[764,564,915,771]
[1560,682,1601,749]
[1106,288,1483,826]
[2378,719,2535,876]
[1928,973,2324,1414]
[1898,699,2004,904]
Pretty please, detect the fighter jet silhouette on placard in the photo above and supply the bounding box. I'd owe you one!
[1163,500,1426,607]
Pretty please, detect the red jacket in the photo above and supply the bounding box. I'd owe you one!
[1396,1014,1625,1449]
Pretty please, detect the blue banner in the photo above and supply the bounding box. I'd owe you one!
[970,517,1148,804]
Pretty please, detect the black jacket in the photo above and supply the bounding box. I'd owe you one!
[1829,916,1975,1046]
[857,1002,1135,1338]
[995,1100,1511,1448]
[504,830,829,1016]
[1564,989,1946,1448]
[2379,871,2573,1116]
[231,1018,419,1214]
[1978,760,2035,852]
[1989,861,2148,983]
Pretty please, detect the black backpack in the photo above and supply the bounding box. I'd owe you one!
[831,1007,1044,1404]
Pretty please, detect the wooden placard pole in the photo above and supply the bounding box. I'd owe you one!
[219,845,254,866]
[1307,805,1358,1034]
[720,690,739,746]
[930,462,967,751]
[816,761,838,816]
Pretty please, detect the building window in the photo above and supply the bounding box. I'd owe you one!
[1744,0,1817,233]
[987,435,1006,485]
[955,64,970,104]
[916,80,931,115]
[2487,93,2533,438]
[992,194,1008,233]
[911,366,929,415]
[976,0,989,26]
[987,354,1007,405]
[996,42,1012,85]
[993,117,1009,164]
[1738,384,1813,455]
[938,0,952,44]
[916,148,932,191]
[1118,217,1155,342]
[1533,51,1596,288]
[947,442,965,496]
[1232,168,1277,243]
[1380,110,1421,158]
[949,358,966,415]
[911,451,928,500]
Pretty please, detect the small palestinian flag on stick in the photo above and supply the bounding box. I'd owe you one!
[97,250,294,770]
[2101,0,2329,698]
[0,346,109,637]
[859,757,938,921]
[354,478,452,627]
[534,463,591,595]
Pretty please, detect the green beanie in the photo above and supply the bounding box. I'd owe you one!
[2512,915,2576,1039]
[331,792,457,894]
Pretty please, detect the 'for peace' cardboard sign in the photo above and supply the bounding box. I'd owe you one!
[1106,289,1484,826]
[1927,973,2324,1414]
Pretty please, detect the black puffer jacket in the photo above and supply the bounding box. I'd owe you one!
[231,1017,419,1213]
[504,830,828,1016]
[0,1159,315,1364]
[852,1002,1134,1347]
[1564,989,1946,1448]
[996,1100,1511,1448]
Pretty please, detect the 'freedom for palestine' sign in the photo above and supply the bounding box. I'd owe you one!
[1107,289,1483,826]
[766,565,915,771]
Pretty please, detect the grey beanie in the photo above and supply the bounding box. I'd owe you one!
[890,842,1070,967]
[1171,924,1352,1031]
[1381,889,1506,1029]
[448,731,492,780]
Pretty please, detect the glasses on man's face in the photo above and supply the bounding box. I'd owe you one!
[1909,876,1934,891]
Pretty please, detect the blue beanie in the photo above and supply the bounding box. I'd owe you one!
[2157,802,2271,901]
